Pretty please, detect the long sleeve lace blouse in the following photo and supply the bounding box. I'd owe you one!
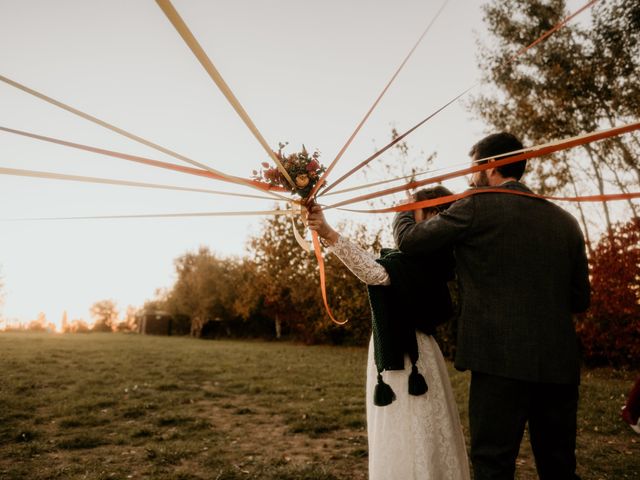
[328,234,390,286]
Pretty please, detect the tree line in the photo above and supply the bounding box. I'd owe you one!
[3,210,637,368]
[132,210,637,367]
[143,212,376,346]
[1,0,638,368]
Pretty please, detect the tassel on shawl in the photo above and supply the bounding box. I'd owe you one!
[374,373,396,406]
[408,364,428,396]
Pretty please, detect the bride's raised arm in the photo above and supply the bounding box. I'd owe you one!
[306,205,390,286]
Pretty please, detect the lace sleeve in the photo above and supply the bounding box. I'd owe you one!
[328,235,390,286]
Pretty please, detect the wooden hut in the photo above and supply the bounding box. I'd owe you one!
[137,310,189,336]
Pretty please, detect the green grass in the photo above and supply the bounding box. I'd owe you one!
[0,333,638,479]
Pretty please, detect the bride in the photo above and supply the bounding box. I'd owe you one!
[307,186,470,480]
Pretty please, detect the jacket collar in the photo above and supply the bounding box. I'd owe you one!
[475,180,533,194]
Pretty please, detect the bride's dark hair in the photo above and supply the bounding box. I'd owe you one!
[414,185,454,217]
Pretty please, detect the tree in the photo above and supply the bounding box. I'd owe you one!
[116,305,138,332]
[247,207,384,345]
[0,266,4,323]
[471,0,639,241]
[67,318,90,333]
[28,312,49,332]
[319,221,383,345]
[90,299,118,332]
[247,208,319,341]
[358,128,439,247]
[140,209,381,343]
[61,311,69,333]
[141,293,168,315]
[164,247,246,337]
[576,217,640,367]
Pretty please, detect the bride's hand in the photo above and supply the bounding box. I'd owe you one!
[404,191,423,223]
[306,205,339,245]
[413,205,424,223]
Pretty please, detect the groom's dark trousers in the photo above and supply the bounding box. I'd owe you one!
[394,182,590,479]
[469,373,579,480]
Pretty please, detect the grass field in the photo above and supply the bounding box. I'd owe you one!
[0,333,638,479]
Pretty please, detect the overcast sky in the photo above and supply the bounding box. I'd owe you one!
[0,0,591,327]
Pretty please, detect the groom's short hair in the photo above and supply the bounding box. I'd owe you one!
[469,132,525,180]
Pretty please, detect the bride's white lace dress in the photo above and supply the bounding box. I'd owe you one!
[330,235,470,480]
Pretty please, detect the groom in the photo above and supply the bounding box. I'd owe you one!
[393,132,590,479]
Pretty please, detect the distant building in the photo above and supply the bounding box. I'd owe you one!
[136,310,189,336]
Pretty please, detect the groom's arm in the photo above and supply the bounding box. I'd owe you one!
[393,197,475,255]
[570,221,590,313]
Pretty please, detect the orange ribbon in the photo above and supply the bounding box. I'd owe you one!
[5,209,298,222]
[0,76,291,199]
[318,0,600,196]
[311,231,348,325]
[326,121,640,210]
[308,0,451,199]
[316,187,638,326]
[0,125,288,196]
[319,88,471,196]
[316,120,637,325]
[336,188,640,214]
[507,0,599,64]
[156,0,297,190]
[0,166,285,201]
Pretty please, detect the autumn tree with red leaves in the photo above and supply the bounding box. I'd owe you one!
[576,217,640,368]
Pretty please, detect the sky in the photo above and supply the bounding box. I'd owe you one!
[0,0,590,328]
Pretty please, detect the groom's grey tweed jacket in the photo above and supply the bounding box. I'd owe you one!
[393,181,590,384]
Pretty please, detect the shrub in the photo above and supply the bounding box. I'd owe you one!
[576,217,640,368]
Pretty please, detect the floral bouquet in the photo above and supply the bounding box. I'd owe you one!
[252,143,326,199]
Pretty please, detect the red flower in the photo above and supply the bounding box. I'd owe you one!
[265,169,276,181]
[261,162,270,168]
[306,159,319,172]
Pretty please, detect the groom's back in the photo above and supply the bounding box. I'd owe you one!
[452,187,590,384]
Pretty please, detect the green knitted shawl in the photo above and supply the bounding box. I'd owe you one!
[367,248,454,406]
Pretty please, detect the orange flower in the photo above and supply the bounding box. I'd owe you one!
[295,174,310,188]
